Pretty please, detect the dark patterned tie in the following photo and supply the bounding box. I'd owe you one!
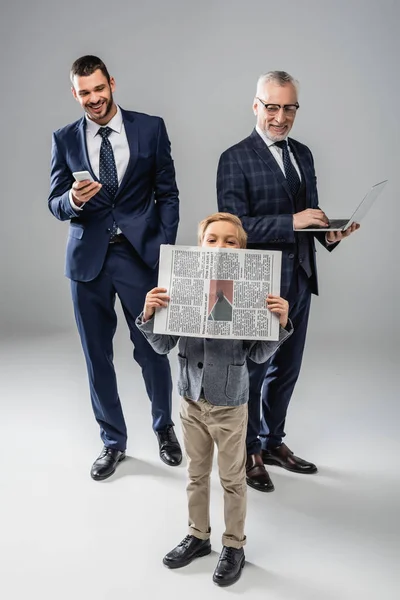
[98,126,118,240]
[275,139,300,198]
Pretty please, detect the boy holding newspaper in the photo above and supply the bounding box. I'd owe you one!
[136,212,292,587]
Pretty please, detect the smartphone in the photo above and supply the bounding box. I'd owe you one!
[73,170,94,182]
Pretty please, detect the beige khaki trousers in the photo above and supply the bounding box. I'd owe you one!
[180,396,248,549]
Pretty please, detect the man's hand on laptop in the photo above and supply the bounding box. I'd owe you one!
[326,222,360,243]
[293,209,329,229]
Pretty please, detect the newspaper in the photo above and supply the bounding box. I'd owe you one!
[154,245,282,341]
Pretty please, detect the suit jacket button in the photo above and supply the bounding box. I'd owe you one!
[197,362,203,369]
[289,253,294,259]
[112,203,115,208]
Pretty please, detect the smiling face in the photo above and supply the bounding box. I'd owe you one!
[71,69,117,125]
[254,81,298,142]
[201,220,241,249]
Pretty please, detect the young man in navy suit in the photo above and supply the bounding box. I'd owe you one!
[217,71,359,492]
[48,55,182,480]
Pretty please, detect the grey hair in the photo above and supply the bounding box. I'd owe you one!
[256,71,299,96]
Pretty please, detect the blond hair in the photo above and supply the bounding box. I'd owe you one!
[198,212,247,249]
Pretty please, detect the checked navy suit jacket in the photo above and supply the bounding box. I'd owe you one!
[48,108,179,282]
[217,128,336,298]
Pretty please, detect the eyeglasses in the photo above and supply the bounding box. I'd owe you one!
[257,98,299,116]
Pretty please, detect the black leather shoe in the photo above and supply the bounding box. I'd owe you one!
[90,446,126,481]
[246,453,274,492]
[163,535,211,568]
[213,546,245,587]
[156,425,182,466]
[262,443,318,474]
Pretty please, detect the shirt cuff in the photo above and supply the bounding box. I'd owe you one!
[137,311,154,325]
[69,190,83,211]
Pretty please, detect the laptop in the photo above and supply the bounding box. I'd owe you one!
[294,180,388,231]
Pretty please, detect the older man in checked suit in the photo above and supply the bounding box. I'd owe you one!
[217,71,359,492]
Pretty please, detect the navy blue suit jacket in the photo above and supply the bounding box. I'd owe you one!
[49,108,179,281]
[217,129,335,297]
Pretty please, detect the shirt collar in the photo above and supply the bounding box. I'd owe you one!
[85,105,123,138]
[255,125,288,149]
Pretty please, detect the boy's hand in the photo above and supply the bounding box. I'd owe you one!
[266,295,289,328]
[143,287,170,322]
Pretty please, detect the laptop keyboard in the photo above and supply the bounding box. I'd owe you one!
[303,219,348,229]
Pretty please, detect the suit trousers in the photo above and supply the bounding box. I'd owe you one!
[247,267,312,455]
[70,241,173,451]
[180,397,248,549]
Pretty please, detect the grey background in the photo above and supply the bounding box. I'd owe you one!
[1,0,398,342]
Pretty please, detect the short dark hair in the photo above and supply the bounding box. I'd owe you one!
[70,55,111,84]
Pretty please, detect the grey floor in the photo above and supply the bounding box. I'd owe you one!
[1,327,399,600]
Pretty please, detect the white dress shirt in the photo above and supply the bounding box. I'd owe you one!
[70,105,130,213]
[255,125,302,180]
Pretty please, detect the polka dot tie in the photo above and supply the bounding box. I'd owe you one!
[275,140,300,198]
[98,126,119,241]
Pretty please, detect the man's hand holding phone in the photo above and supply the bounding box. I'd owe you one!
[72,171,102,207]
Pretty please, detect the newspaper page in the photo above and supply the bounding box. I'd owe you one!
[154,245,282,341]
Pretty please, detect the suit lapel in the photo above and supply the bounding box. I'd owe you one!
[250,129,292,200]
[76,118,98,181]
[116,109,139,199]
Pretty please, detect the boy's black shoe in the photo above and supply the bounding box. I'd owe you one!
[163,535,211,568]
[212,546,245,587]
